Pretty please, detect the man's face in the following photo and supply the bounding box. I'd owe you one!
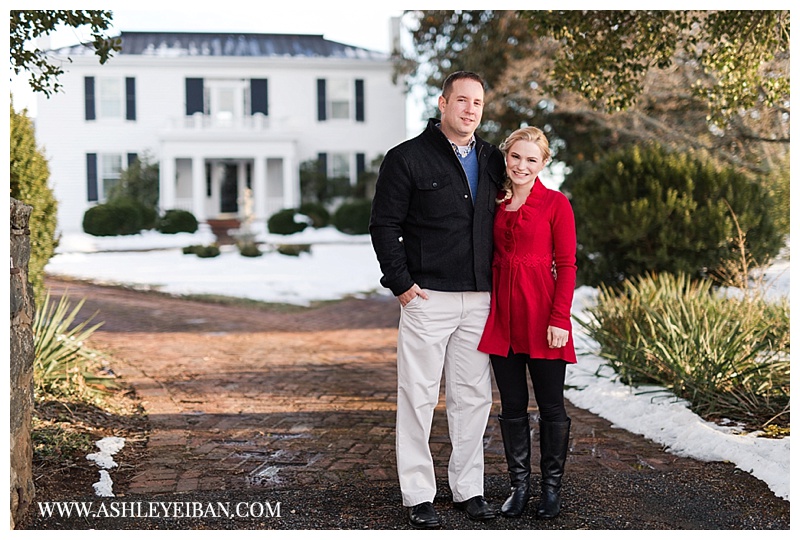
[438,78,484,144]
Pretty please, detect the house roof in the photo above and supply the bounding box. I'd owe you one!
[53,31,390,61]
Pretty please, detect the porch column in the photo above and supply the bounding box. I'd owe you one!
[191,155,206,222]
[282,155,297,208]
[253,155,267,220]
[160,154,176,213]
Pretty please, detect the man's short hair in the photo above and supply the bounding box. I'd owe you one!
[442,71,486,99]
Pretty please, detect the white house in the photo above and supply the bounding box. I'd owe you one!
[33,31,407,234]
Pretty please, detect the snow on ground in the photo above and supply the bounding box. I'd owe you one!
[50,225,388,306]
[46,227,791,501]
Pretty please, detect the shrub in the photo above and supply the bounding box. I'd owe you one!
[276,244,311,257]
[299,158,329,204]
[10,103,59,301]
[238,243,262,257]
[268,208,307,235]
[299,159,353,205]
[576,272,790,429]
[566,143,785,287]
[157,209,198,234]
[106,151,159,210]
[182,244,220,258]
[333,199,372,235]
[298,202,331,228]
[82,198,152,236]
[195,245,221,258]
[139,205,159,230]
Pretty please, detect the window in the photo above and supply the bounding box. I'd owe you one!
[328,79,351,120]
[85,76,136,120]
[97,78,125,119]
[214,86,237,121]
[330,153,351,180]
[206,79,247,124]
[99,154,123,201]
[317,78,364,122]
[186,78,267,118]
[87,153,136,202]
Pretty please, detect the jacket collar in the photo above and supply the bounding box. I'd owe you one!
[425,117,490,155]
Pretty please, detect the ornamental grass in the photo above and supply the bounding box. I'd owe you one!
[576,272,789,430]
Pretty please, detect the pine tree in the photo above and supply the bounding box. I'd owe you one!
[568,143,784,287]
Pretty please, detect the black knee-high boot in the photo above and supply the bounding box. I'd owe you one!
[498,415,532,518]
[537,418,571,519]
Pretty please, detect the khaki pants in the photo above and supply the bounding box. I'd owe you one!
[395,289,493,506]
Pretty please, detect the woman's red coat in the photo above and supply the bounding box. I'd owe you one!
[478,178,578,363]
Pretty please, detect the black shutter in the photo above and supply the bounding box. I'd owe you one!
[355,79,365,122]
[356,153,366,177]
[84,77,95,120]
[250,79,268,115]
[127,153,138,167]
[186,78,204,115]
[86,154,98,202]
[317,153,328,178]
[317,79,326,121]
[125,77,136,120]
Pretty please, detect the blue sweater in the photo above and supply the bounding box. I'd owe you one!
[458,150,479,202]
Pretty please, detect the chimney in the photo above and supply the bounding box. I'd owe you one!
[390,16,401,55]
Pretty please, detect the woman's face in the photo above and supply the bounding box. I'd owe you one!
[505,139,547,190]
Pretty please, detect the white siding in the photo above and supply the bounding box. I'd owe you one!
[34,44,406,233]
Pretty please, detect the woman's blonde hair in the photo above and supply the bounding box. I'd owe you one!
[496,126,551,204]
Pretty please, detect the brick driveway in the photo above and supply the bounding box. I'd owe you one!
[45,276,712,492]
[40,277,789,529]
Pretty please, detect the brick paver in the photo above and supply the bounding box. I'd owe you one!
[47,277,713,496]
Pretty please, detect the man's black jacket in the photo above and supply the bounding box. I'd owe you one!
[369,118,505,297]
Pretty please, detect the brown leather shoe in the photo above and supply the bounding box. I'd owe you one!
[453,495,497,521]
[407,501,441,529]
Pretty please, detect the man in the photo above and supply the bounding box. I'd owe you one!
[369,71,504,529]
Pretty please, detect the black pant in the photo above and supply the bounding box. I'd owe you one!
[490,351,568,423]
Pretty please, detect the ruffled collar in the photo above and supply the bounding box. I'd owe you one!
[501,178,548,210]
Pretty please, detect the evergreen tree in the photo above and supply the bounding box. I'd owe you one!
[567,143,784,287]
[106,152,160,210]
[10,102,59,300]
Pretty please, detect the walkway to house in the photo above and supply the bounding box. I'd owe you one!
[36,277,789,530]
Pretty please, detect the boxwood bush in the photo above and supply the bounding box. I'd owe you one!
[298,202,331,228]
[276,244,311,257]
[332,199,372,235]
[268,208,307,235]
[157,209,198,234]
[182,244,220,258]
[82,199,154,236]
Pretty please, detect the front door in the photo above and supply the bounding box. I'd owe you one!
[220,163,238,214]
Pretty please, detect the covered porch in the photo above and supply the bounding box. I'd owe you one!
[158,136,299,227]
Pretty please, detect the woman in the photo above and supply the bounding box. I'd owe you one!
[478,126,577,519]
